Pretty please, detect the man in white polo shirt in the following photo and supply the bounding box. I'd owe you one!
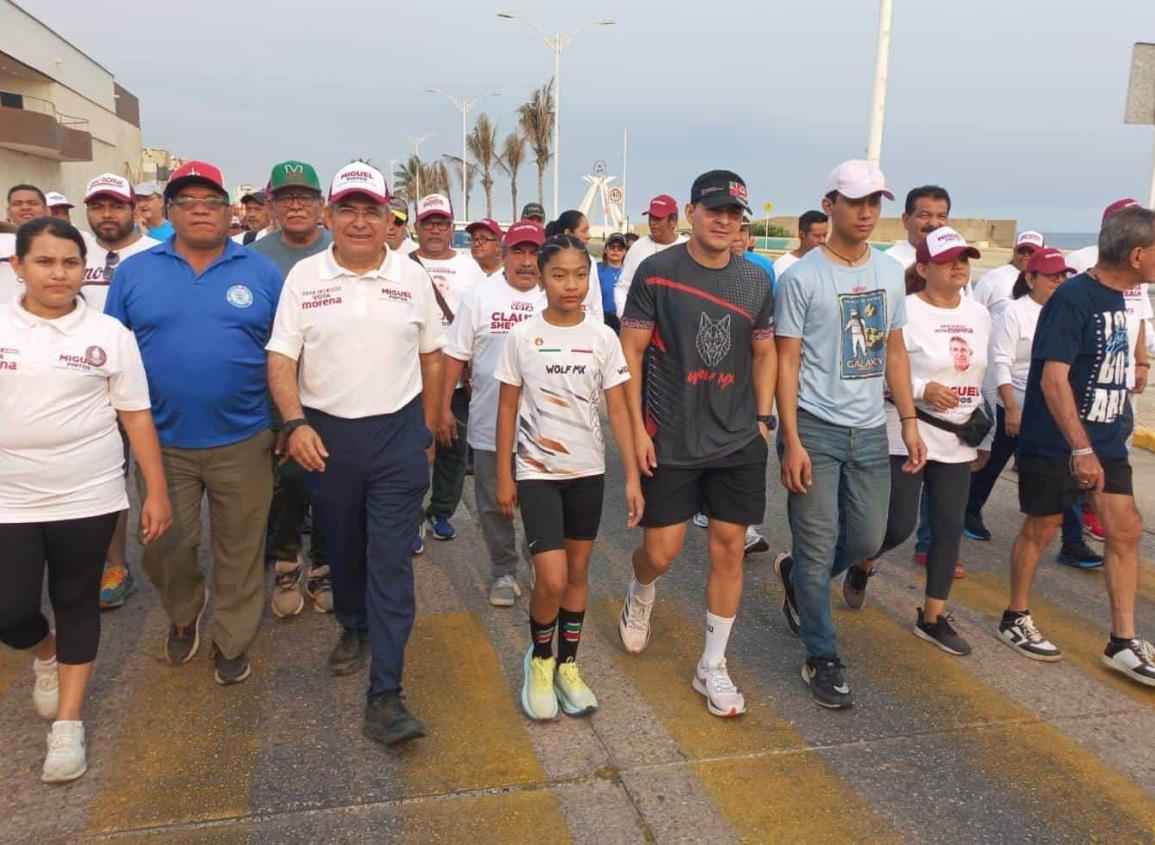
[971,230,1045,314]
[267,162,445,747]
[884,186,951,270]
[441,220,545,606]
[411,193,484,543]
[81,173,160,610]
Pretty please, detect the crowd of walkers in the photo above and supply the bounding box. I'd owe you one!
[0,156,1152,784]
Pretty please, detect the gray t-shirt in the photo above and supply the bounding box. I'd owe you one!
[774,248,906,428]
[248,229,333,278]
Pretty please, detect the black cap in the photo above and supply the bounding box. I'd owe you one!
[689,170,751,214]
[606,232,628,248]
[520,202,546,222]
[240,190,268,204]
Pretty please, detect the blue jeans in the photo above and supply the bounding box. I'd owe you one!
[783,411,891,659]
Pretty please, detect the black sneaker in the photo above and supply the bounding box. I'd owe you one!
[166,590,209,665]
[963,512,991,541]
[801,657,853,709]
[913,608,972,656]
[212,645,252,685]
[364,692,427,746]
[998,612,1061,661]
[1056,541,1104,570]
[329,628,369,676]
[1101,637,1155,687]
[841,565,874,610]
[772,552,801,637]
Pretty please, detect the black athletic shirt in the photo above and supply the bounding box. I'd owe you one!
[621,243,774,466]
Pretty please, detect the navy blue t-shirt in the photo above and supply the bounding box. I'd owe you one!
[1019,273,1130,460]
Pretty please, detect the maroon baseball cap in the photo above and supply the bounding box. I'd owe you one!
[646,194,678,217]
[466,218,503,240]
[503,220,545,248]
[164,160,227,200]
[1026,248,1075,275]
[1102,197,1141,224]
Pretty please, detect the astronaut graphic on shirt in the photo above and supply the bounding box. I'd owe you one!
[838,290,887,379]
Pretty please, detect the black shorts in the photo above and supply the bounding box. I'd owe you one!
[1018,454,1133,517]
[518,474,605,554]
[640,435,768,528]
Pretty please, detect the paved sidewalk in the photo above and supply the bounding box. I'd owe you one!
[2,445,1153,844]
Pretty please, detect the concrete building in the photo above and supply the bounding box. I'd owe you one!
[139,148,186,184]
[0,0,142,212]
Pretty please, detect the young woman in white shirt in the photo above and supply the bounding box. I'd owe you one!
[0,218,171,783]
[841,228,991,656]
[964,249,1100,568]
[494,235,643,721]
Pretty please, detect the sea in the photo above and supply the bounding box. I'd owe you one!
[1042,233,1097,250]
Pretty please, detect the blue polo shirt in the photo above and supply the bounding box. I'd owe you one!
[105,238,283,448]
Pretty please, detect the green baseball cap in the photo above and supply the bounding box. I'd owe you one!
[268,160,321,193]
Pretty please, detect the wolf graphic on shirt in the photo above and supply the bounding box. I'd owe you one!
[837,290,887,379]
[695,312,731,368]
[1086,309,1129,423]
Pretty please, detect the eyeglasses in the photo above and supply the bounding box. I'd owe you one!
[333,205,385,223]
[169,196,229,211]
[274,192,321,206]
[419,219,452,232]
[102,250,120,283]
[471,236,498,245]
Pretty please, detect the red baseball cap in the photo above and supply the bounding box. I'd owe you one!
[503,220,545,248]
[466,218,503,240]
[646,194,678,217]
[1026,248,1075,276]
[416,194,454,222]
[915,226,981,264]
[164,160,227,199]
[1102,197,1141,224]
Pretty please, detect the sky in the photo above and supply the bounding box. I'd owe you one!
[15,0,1155,231]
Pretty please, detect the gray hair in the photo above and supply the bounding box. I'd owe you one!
[1098,206,1155,266]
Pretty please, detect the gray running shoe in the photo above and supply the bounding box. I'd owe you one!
[489,575,522,607]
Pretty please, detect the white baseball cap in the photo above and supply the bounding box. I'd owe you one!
[133,180,162,198]
[916,226,981,264]
[45,191,73,209]
[328,162,389,204]
[416,193,454,222]
[826,160,894,201]
[84,174,135,204]
[1014,231,1045,252]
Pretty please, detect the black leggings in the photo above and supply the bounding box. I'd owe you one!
[0,512,120,664]
[875,457,970,601]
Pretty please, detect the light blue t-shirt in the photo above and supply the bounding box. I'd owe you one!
[774,248,906,428]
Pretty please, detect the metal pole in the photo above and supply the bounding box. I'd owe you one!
[414,138,423,201]
[1149,129,1155,208]
[552,38,562,220]
[621,127,628,233]
[866,0,893,167]
[462,106,469,219]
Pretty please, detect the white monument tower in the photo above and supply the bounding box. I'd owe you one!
[578,160,625,232]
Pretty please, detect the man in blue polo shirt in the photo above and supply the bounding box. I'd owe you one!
[106,160,283,686]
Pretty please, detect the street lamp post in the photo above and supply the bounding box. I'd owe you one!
[407,132,437,202]
[385,157,400,194]
[498,13,614,219]
[426,89,499,220]
[866,0,894,168]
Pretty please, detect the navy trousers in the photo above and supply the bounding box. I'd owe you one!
[305,398,430,699]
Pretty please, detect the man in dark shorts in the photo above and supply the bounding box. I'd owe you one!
[1001,206,1155,687]
[617,170,776,718]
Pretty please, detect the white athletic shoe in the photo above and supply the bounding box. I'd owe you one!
[743,526,769,555]
[997,613,1062,662]
[41,721,86,783]
[692,659,746,717]
[618,577,654,654]
[32,657,59,721]
[692,512,709,529]
[1102,637,1155,687]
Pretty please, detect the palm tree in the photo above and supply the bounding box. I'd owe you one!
[467,113,500,219]
[497,131,527,219]
[517,81,555,207]
[393,156,451,203]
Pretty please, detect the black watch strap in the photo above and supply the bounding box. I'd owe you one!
[757,414,777,430]
[282,417,308,436]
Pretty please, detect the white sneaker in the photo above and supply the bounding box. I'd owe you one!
[692,512,709,529]
[270,560,305,618]
[692,658,747,717]
[41,721,86,783]
[1102,637,1155,687]
[520,647,559,720]
[33,657,59,721]
[997,613,1061,662]
[618,577,654,654]
[743,526,769,555]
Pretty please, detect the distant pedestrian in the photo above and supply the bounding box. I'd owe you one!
[772,210,828,279]
[612,193,687,316]
[597,231,627,331]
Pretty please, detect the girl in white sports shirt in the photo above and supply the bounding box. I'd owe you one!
[494,234,644,720]
[0,218,171,783]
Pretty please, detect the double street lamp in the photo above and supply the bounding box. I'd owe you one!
[426,89,499,220]
[498,13,615,219]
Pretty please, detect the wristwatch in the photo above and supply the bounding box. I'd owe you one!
[282,417,309,437]
[757,414,777,430]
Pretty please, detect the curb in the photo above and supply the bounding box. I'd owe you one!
[1135,426,1155,453]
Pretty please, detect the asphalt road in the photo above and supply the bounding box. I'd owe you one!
[2,440,1154,844]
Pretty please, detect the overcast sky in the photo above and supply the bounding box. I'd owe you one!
[16,0,1155,230]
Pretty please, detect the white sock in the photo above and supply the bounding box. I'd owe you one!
[34,656,57,669]
[702,611,735,667]
[632,575,657,603]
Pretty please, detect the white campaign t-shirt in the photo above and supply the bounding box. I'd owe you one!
[0,297,151,522]
[989,294,1041,411]
[884,294,991,464]
[495,313,630,480]
[82,235,160,312]
[266,246,447,418]
[0,233,20,305]
[772,251,800,279]
[884,240,917,269]
[972,263,1018,315]
[411,251,484,329]
[444,275,546,451]
[612,234,688,316]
